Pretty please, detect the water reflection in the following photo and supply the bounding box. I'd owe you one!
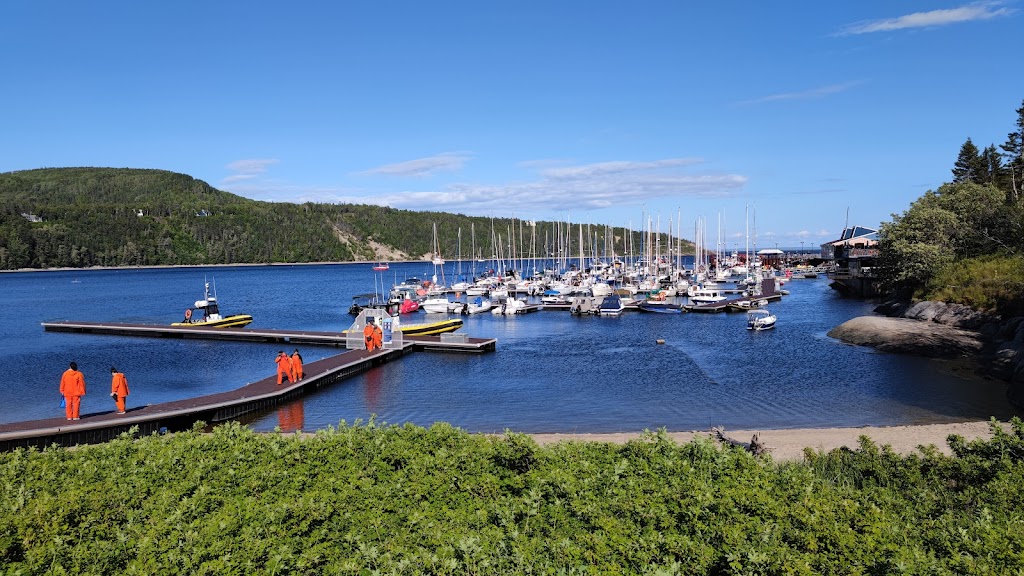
[276,400,305,433]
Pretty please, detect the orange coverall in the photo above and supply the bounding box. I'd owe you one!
[363,324,376,351]
[372,325,383,350]
[111,371,129,413]
[276,353,293,384]
[60,368,86,420]
[290,353,303,381]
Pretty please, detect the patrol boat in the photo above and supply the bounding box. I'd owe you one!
[171,281,253,328]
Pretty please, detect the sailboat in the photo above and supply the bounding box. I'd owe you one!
[431,223,445,266]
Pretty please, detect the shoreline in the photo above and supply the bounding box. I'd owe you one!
[526,420,1008,461]
[0,261,432,274]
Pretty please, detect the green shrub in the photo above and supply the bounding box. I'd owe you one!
[2,420,1024,574]
[924,254,1024,313]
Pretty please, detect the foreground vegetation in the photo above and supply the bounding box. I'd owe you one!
[1,420,1023,574]
[0,168,686,270]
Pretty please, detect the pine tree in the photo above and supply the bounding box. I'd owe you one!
[952,138,985,184]
[999,99,1024,202]
[981,144,1005,188]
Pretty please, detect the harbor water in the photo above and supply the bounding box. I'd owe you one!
[1,262,1018,433]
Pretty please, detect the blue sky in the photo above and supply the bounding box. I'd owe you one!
[2,1,1022,248]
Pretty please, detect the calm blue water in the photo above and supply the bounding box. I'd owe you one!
[1,263,1018,433]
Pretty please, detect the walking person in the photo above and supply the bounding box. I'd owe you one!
[110,366,129,414]
[363,318,377,351]
[372,321,383,351]
[275,351,292,385]
[290,349,303,381]
[59,361,86,420]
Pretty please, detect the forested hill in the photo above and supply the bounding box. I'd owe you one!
[0,167,688,270]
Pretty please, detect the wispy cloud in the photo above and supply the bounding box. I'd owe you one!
[541,158,704,179]
[837,1,1014,35]
[221,158,279,188]
[362,152,471,178]
[736,82,861,106]
[226,158,278,174]
[323,156,747,216]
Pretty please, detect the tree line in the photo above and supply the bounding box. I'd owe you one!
[878,99,1024,312]
[0,168,690,270]
[951,100,1024,201]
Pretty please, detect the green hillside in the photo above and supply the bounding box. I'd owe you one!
[0,167,691,270]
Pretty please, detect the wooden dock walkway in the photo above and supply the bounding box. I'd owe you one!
[41,321,496,352]
[0,346,411,451]
[2,323,496,451]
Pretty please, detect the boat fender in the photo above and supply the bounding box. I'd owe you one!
[184,309,192,321]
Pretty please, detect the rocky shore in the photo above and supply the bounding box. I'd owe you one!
[828,300,1024,406]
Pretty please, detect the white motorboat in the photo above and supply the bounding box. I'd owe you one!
[597,293,625,316]
[458,297,493,315]
[689,288,726,305]
[491,298,529,315]
[746,308,777,331]
[421,297,453,314]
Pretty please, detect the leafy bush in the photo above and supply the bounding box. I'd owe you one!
[924,254,1024,313]
[2,420,1024,574]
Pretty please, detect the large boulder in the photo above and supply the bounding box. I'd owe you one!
[827,316,984,357]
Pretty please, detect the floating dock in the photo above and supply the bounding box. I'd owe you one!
[41,321,496,352]
[0,322,496,451]
[0,346,412,451]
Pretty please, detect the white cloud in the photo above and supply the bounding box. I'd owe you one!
[837,1,1014,35]
[221,158,280,190]
[736,82,861,106]
[220,174,258,184]
[541,158,704,179]
[225,158,279,174]
[324,156,747,215]
[362,152,471,178]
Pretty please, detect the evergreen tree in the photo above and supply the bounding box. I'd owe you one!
[1000,99,1024,202]
[982,144,1005,188]
[952,138,985,184]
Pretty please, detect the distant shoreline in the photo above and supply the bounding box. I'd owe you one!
[0,261,437,274]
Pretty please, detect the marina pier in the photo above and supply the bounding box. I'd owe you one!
[0,322,495,451]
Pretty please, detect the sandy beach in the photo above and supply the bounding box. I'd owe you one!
[529,420,1009,461]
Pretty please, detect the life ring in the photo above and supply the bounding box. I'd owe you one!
[184,309,192,320]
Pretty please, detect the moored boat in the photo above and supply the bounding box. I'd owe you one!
[637,301,682,314]
[171,281,253,328]
[398,317,463,336]
[597,293,625,316]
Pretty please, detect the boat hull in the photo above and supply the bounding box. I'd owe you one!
[171,314,253,328]
[399,318,463,336]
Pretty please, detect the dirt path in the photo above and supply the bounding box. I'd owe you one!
[529,420,1007,461]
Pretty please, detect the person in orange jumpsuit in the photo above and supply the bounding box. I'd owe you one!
[59,361,86,420]
[290,349,303,381]
[372,322,383,350]
[363,319,377,351]
[275,351,293,384]
[109,366,130,414]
